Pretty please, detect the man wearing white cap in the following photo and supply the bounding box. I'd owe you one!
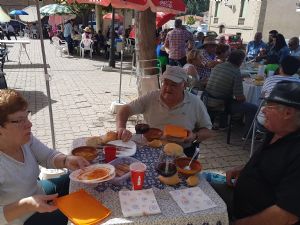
[116,66,213,156]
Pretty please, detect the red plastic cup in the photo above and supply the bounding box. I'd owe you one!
[104,146,117,163]
[130,162,147,190]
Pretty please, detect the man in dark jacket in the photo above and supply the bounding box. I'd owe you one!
[213,81,300,225]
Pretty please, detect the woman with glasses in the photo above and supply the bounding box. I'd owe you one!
[0,89,90,225]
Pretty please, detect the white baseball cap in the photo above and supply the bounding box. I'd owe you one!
[161,66,188,83]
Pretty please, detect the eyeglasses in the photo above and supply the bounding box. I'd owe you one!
[6,111,32,128]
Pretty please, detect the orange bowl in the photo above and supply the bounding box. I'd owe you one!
[71,146,98,162]
[174,157,202,176]
[143,128,163,141]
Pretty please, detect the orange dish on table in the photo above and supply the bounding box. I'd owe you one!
[163,124,188,139]
[54,189,111,225]
[78,168,110,180]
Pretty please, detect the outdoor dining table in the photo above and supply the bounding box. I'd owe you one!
[243,79,263,106]
[0,39,31,64]
[69,138,229,225]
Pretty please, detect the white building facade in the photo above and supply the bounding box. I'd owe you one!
[208,0,300,43]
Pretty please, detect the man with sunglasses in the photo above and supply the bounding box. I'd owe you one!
[116,66,213,157]
[212,81,300,225]
[288,37,300,59]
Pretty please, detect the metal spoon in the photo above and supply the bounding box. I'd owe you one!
[184,147,200,170]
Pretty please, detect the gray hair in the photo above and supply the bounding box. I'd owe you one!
[295,109,300,127]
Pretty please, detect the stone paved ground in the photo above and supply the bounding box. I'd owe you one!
[3,38,252,174]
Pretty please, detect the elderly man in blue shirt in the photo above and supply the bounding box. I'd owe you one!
[246,32,266,60]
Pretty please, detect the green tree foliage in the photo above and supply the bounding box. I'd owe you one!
[54,0,96,14]
[186,16,196,25]
[184,0,210,15]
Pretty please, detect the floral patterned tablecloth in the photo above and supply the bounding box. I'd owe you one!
[69,140,229,225]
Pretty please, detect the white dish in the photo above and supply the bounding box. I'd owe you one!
[109,157,141,185]
[107,140,137,157]
[69,164,115,184]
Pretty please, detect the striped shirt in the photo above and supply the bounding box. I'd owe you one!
[262,75,300,97]
[165,28,193,60]
[206,62,243,109]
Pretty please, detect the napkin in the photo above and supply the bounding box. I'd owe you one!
[169,187,217,213]
[119,189,161,217]
[54,189,111,225]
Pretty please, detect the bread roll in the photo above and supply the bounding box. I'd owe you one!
[102,131,118,144]
[186,175,199,187]
[164,143,183,156]
[158,173,180,186]
[86,136,103,147]
[148,139,163,148]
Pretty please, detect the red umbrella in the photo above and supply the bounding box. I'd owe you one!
[67,0,186,14]
[103,12,124,21]
[129,12,175,39]
[156,12,175,28]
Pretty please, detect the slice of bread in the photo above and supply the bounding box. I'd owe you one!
[86,136,103,148]
[163,124,187,138]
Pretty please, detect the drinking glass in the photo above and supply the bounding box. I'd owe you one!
[156,151,177,177]
[135,123,150,145]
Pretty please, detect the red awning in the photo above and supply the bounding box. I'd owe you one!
[67,0,186,14]
[103,12,124,21]
[156,12,175,28]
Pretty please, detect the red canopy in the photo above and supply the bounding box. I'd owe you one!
[67,0,186,14]
[103,12,124,21]
[128,12,174,39]
[156,12,175,28]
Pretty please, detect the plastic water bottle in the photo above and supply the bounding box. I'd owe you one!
[202,172,226,184]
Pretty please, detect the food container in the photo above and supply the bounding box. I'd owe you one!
[143,128,163,141]
[109,157,141,185]
[174,157,202,177]
[71,146,98,162]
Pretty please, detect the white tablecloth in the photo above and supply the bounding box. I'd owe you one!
[243,81,262,106]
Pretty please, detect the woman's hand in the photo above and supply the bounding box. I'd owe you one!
[65,155,90,171]
[24,194,58,213]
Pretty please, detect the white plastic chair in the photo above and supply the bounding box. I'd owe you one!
[80,39,93,59]
[130,58,162,88]
[31,29,38,39]
[125,38,135,54]
[52,36,69,57]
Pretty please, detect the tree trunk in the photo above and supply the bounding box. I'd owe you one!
[135,9,159,96]
[135,9,156,71]
[81,9,89,27]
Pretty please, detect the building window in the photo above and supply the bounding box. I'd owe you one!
[214,1,220,17]
[219,25,225,34]
[214,17,219,24]
[238,18,245,25]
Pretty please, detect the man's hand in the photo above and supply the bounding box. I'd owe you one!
[183,130,197,143]
[117,128,132,142]
[235,95,246,102]
[226,166,244,187]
